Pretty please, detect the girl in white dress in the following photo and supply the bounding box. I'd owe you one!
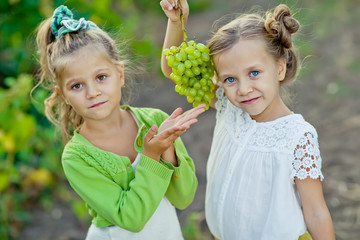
[160,1,335,239]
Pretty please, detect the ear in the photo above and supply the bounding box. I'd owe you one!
[116,63,125,88]
[55,85,67,102]
[277,58,287,82]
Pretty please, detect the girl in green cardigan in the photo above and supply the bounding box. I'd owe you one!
[34,5,205,240]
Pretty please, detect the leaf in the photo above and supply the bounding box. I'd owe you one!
[0,171,10,193]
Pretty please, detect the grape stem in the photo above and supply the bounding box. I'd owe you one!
[176,0,188,43]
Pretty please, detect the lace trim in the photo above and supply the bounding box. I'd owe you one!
[215,84,227,116]
[291,132,324,181]
[247,118,300,151]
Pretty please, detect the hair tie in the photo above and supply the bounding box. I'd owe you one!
[51,5,101,39]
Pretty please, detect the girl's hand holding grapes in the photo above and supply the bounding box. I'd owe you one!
[160,0,189,23]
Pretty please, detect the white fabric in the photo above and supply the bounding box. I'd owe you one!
[85,114,184,240]
[205,86,323,240]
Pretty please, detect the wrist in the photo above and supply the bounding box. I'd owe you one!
[168,18,183,26]
[161,145,178,167]
[142,150,160,162]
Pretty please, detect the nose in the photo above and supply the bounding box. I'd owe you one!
[237,80,253,96]
[86,83,101,99]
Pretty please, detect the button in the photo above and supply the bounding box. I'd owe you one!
[137,138,142,147]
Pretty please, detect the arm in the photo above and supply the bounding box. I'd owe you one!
[161,0,219,109]
[162,136,198,209]
[160,0,189,80]
[292,131,335,239]
[295,178,335,240]
[153,105,204,208]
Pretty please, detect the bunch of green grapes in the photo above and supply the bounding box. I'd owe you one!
[163,40,215,110]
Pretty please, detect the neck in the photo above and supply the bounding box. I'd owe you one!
[252,97,291,122]
[79,107,126,136]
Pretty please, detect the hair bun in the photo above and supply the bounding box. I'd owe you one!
[265,4,300,48]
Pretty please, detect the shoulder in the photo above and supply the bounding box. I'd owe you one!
[62,132,104,164]
[126,106,169,126]
[248,114,319,152]
[288,115,319,143]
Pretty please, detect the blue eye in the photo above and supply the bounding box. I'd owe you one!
[224,77,236,83]
[249,71,259,78]
[71,83,82,90]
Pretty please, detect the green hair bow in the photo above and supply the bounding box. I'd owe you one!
[51,5,100,39]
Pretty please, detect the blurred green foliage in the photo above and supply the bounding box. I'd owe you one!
[0,74,62,239]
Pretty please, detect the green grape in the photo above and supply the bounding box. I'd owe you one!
[196,43,207,52]
[167,55,175,67]
[170,46,178,53]
[193,82,201,90]
[200,78,207,86]
[184,69,194,77]
[189,77,196,87]
[185,46,195,54]
[203,92,212,102]
[187,96,195,103]
[197,89,205,97]
[194,96,202,102]
[175,53,182,62]
[177,63,185,74]
[192,66,201,75]
[175,85,181,93]
[189,88,197,96]
[191,59,199,66]
[178,86,185,95]
[184,60,192,69]
[182,76,189,85]
[201,85,209,92]
[201,52,210,62]
[193,49,201,59]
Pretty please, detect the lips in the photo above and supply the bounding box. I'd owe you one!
[240,97,260,104]
[89,101,107,108]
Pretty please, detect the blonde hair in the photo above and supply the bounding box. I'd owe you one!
[208,4,300,87]
[34,17,129,143]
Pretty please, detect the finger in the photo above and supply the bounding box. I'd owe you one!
[167,129,187,142]
[178,0,189,14]
[183,104,206,117]
[180,118,199,129]
[175,104,206,126]
[160,0,176,11]
[156,125,186,140]
[168,107,183,120]
[143,125,157,143]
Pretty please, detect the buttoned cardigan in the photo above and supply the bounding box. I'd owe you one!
[61,106,198,232]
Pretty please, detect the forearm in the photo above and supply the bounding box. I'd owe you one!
[161,18,186,79]
[305,209,335,240]
[163,138,197,209]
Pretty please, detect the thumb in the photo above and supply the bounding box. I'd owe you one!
[143,125,157,143]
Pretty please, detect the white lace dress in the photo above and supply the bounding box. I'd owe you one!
[205,87,324,240]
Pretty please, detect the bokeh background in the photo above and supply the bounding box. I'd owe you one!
[1,0,359,239]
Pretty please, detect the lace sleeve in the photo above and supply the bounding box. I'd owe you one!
[214,84,227,116]
[291,132,324,181]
